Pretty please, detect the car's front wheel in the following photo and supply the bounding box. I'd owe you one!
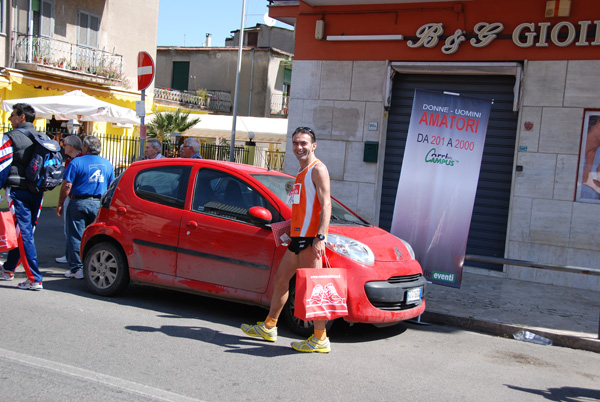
[282,278,334,337]
[84,242,130,296]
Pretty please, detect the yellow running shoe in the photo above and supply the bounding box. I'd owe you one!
[291,335,331,353]
[241,322,277,342]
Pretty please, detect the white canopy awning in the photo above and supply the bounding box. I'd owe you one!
[1,90,139,125]
[182,114,288,143]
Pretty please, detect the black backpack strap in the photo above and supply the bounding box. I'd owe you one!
[12,127,36,145]
[14,127,33,137]
[13,127,58,151]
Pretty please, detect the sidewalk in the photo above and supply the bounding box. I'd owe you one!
[421,267,600,353]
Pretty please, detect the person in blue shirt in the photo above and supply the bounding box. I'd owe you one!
[144,138,164,159]
[181,137,203,159]
[56,136,114,279]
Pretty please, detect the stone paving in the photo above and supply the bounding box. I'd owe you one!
[422,267,600,352]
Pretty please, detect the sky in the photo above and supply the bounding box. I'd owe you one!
[157,0,290,47]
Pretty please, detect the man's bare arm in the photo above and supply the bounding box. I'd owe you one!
[55,181,72,218]
[312,162,331,259]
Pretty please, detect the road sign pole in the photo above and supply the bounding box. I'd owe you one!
[137,51,155,161]
[139,89,146,160]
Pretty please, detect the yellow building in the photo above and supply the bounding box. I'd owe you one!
[0,0,160,206]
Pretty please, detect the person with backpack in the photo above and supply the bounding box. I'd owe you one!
[0,103,46,290]
[56,136,114,279]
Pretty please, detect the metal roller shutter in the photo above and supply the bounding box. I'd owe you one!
[379,73,518,271]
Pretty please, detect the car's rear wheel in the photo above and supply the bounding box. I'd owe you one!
[282,278,334,337]
[84,242,129,296]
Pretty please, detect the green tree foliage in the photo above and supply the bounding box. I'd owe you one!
[146,108,201,141]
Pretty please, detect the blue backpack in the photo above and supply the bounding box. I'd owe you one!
[17,128,65,193]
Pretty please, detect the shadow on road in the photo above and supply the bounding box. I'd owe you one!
[125,323,298,357]
[505,384,600,401]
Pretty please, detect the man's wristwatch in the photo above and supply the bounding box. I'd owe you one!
[316,234,325,241]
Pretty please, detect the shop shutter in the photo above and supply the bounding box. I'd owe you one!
[379,73,518,271]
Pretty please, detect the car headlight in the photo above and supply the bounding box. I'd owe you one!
[325,233,375,266]
[398,238,416,260]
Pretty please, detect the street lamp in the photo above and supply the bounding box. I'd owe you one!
[170,132,180,145]
[170,132,181,158]
[244,131,256,165]
[66,119,81,135]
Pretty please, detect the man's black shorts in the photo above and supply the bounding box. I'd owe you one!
[288,237,315,255]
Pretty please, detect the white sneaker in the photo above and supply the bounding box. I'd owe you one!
[17,279,43,291]
[65,269,84,279]
[0,266,14,281]
[55,256,68,264]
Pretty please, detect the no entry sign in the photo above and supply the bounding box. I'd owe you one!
[137,51,155,91]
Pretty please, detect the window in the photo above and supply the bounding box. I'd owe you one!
[78,10,100,48]
[134,166,191,209]
[0,0,5,34]
[193,169,277,223]
[246,31,258,47]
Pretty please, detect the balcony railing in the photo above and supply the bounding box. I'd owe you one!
[154,88,207,108]
[154,88,234,113]
[13,34,127,87]
[270,94,289,116]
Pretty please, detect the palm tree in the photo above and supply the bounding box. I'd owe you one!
[146,108,201,141]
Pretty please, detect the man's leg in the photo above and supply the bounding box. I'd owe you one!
[6,189,44,289]
[65,199,87,273]
[56,197,70,263]
[3,248,21,273]
[297,249,327,332]
[267,249,300,320]
[290,247,330,352]
[240,250,299,342]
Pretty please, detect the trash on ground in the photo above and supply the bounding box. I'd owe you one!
[512,330,553,346]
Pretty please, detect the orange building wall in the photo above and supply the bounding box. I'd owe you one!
[272,0,600,61]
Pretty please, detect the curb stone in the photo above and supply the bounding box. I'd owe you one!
[421,311,600,354]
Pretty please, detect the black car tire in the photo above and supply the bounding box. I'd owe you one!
[84,242,130,296]
[282,278,334,337]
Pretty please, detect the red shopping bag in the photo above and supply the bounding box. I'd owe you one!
[294,267,348,321]
[0,210,18,252]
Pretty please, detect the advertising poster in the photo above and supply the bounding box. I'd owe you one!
[576,111,600,203]
[390,89,492,288]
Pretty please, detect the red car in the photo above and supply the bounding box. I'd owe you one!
[81,159,426,335]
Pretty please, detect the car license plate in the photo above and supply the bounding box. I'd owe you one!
[406,287,422,303]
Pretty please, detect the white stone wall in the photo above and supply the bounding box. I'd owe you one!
[287,60,387,221]
[507,59,600,291]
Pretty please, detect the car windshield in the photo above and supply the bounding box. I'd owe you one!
[252,174,370,226]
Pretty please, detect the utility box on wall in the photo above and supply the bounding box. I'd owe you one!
[363,141,379,163]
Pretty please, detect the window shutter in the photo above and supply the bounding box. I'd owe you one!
[90,15,99,48]
[78,12,88,45]
[40,0,53,37]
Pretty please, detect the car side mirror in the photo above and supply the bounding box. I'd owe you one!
[248,206,272,225]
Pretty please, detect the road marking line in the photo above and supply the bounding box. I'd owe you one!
[0,347,202,402]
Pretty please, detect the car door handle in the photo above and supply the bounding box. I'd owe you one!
[117,207,127,215]
[186,221,198,230]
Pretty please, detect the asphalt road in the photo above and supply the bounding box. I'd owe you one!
[0,209,598,401]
